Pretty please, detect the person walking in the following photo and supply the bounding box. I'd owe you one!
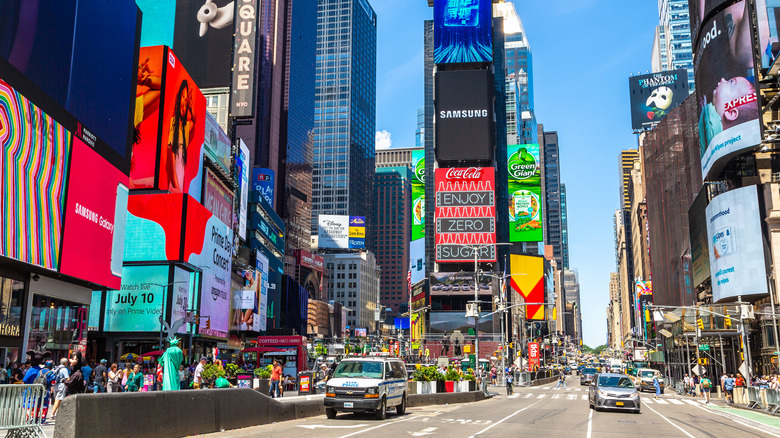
[692,374,700,397]
[125,364,144,392]
[505,370,514,395]
[491,366,497,386]
[700,373,712,404]
[554,370,567,390]
[724,373,735,403]
[107,363,121,393]
[653,372,662,399]
[0,362,7,384]
[193,357,207,389]
[179,365,189,390]
[49,358,70,420]
[270,360,282,398]
[93,359,107,393]
[683,374,691,395]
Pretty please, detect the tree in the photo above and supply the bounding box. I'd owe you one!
[582,344,608,355]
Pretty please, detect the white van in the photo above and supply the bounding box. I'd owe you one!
[324,357,408,420]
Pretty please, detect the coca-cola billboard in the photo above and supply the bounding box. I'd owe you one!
[435,167,496,262]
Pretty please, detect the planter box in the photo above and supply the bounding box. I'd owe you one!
[436,380,446,393]
[444,381,455,393]
[467,380,476,391]
[255,379,270,395]
[457,381,471,393]
[410,381,437,394]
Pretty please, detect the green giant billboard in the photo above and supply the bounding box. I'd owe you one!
[508,144,543,242]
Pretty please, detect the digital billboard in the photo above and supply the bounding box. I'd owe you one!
[203,169,234,227]
[429,312,493,334]
[507,144,543,242]
[130,46,207,198]
[628,70,690,130]
[318,215,367,249]
[689,0,733,47]
[204,111,232,174]
[252,168,276,206]
[705,185,769,303]
[429,271,495,295]
[434,167,496,262]
[434,70,494,162]
[756,1,780,69]
[0,0,140,171]
[694,1,761,180]
[124,194,185,262]
[433,0,493,64]
[510,254,545,320]
[688,187,711,287]
[237,140,250,239]
[172,0,235,89]
[60,138,130,289]
[0,77,71,270]
[103,265,169,332]
[410,149,426,284]
[231,0,258,117]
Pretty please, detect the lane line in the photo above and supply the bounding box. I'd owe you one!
[337,415,419,438]
[581,395,587,400]
[586,408,593,438]
[682,399,699,406]
[467,399,542,438]
[654,399,668,404]
[537,394,546,399]
[643,403,695,438]
[693,403,780,437]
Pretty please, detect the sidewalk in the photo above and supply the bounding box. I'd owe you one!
[675,392,780,433]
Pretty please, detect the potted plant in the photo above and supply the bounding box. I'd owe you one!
[253,365,272,394]
[462,370,476,392]
[225,363,240,385]
[411,366,441,394]
[443,367,460,393]
[200,363,226,388]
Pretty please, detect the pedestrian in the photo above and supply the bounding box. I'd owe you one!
[554,369,567,390]
[683,374,691,395]
[724,373,735,403]
[93,359,107,393]
[0,362,7,384]
[692,374,700,396]
[36,361,55,423]
[653,372,661,399]
[506,370,514,395]
[49,358,70,419]
[64,352,86,394]
[107,363,121,393]
[125,364,144,392]
[700,373,712,404]
[270,360,282,398]
[735,373,745,387]
[12,362,25,383]
[120,363,131,392]
[491,366,497,386]
[179,365,189,390]
[193,357,207,389]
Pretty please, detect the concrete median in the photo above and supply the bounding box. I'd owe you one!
[54,389,487,438]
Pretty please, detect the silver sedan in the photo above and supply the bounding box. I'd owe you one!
[588,373,641,414]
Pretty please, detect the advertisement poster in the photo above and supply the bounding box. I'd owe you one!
[434,167,496,262]
[173,0,234,89]
[123,194,185,262]
[237,140,250,239]
[257,251,269,332]
[627,70,689,130]
[230,0,258,117]
[688,187,711,287]
[434,70,494,162]
[130,46,165,189]
[689,0,735,46]
[528,342,540,371]
[348,216,366,248]
[411,148,426,284]
[0,78,71,270]
[252,168,276,206]
[203,169,234,227]
[429,312,493,334]
[705,185,769,303]
[104,265,169,332]
[695,1,761,180]
[318,215,366,249]
[433,0,493,64]
[171,267,194,334]
[203,111,231,174]
[510,254,545,320]
[507,144,543,242]
[60,138,129,289]
[756,0,780,69]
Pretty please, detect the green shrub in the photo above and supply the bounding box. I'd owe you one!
[200,364,226,387]
[225,363,240,377]
[411,366,443,382]
[254,364,273,379]
[444,367,461,382]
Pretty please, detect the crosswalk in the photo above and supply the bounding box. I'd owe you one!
[504,388,708,406]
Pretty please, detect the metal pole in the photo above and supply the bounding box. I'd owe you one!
[474,248,479,372]
[685,334,692,378]
[160,285,166,351]
[738,296,753,383]
[767,272,780,365]
[719,334,726,375]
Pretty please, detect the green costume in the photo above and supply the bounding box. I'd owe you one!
[159,337,184,391]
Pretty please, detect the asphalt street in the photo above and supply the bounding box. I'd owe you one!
[203,376,780,438]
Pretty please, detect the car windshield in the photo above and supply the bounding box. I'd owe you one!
[583,368,597,374]
[640,371,656,378]
[598,376,635,388]
[333,361,384,379]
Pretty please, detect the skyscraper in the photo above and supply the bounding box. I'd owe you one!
[415,107,425,148]
[560,183,569,269]
[619,150,640,211]
[652,0,694,89]
[312,0,377,234]
[543,131,564,269]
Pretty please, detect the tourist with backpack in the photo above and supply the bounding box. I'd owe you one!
[700,373,712,404]
[50,358,71,420]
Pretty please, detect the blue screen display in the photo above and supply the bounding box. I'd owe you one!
[434,0,493,64]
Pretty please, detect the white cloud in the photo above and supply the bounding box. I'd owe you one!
[375,130,393,149]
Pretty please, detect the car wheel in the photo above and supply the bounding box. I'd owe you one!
[396,394,406,415]
[326,408,337,419]
[589,401,594,410]
[375,397,386,420]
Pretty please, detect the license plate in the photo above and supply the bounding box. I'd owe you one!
[616,402,624,406]
[344,402,353,408]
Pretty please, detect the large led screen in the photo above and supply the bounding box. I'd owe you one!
[756,0,780,68]
[204,111,232,174]
[123,194,185,262]
[173,0,235,89]
[510,254,545,320]
[203,169,234,227]
[60,138,129,289]
[705,185,769,303]
[689,0,734,46]
[628,70,690,130]
[318,215,367,249]
[103,265,169,332]
[507,144,543,242]
[434,167,496,262]
[433,0,493,64]
[0,0,140,171]
[688,187,711,287]
[0,77,71,270]
[695,1,761,180]
[435,69,494,162]
[429,312,493,334]
[410,149,426,284]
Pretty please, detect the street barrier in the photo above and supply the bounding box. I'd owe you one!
[765,388,780,414]
[0,384,47,438]
[746,387,763,410]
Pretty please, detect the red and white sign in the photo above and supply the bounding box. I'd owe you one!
[528,342,540,371]
[294,249,324,272]
[60,138,129,289]
[434,167,496,262]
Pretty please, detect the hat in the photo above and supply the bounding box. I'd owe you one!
[200,356,208,362]
[100,359,107,364]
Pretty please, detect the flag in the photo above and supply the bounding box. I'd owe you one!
[407,270,412,292]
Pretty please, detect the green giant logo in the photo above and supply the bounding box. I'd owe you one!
[508,147,537,180]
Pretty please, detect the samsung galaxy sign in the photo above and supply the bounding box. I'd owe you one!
[435,69,494,162]
[439,109,488,119]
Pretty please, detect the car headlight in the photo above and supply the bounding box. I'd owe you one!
[365,387,379,394]
[630,391,638,397]
[326,386,335,394]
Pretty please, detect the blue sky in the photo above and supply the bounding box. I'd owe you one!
[372,0,659,348]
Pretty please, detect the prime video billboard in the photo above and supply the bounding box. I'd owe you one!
[318,215,366,249]
[507,144,543,242]
[628,70,689,130]
[705,185,768,303]
[694,0,761,180]
[433,0,493,64]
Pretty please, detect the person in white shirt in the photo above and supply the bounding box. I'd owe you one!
[193,357,207,389]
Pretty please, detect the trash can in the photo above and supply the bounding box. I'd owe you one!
[298,371,316,395]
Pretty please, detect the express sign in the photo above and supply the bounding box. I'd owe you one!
[435,167,496,262]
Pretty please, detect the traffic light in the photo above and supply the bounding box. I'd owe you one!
[724,316,732,328]
[509,342,514,349]
[205,317,211,329]
[698,358,709,365]
[696,318,704,330]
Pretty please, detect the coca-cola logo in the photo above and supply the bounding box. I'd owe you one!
[444,167,483,180]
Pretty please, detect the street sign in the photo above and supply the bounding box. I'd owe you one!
[698,344,710,351]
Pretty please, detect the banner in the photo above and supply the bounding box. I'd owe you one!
[507,144,543,242]
[510,254,545,320]
[528,342,540,371]
[411,149,426,283]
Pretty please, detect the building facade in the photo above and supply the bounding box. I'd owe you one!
[324,251,381,330]
[543,131,564,269]
[653,0,694,89]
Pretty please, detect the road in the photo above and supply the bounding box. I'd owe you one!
[206,376,780,438]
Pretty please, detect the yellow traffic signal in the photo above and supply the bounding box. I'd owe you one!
[698,358,709,365]
[696,318,704,330]
[509,342,514,349]
[724,316,732,328]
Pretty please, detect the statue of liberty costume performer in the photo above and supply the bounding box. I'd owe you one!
[159,337,184,391]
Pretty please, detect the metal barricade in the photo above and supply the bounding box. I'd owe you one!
[0,384,47,438]
[518,372,532,387]
[674,382,684,395]
[746,386,763,410]
[765,388,780,414]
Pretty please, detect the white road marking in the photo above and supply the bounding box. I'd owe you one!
[586,408,593,438]
[567,394,577,400]
[298,424,370,430]
[694,403,780,436]
[467,400,543,438]
[523,393,533,398]
[669,399,684,405]
[575,389,582,392]
[507,394,519,399]
[643,403,695,438]
[537,394,546,399]
[643,399,652,404]
[410,427,437,436]
[552,394,561,399]
[654,398,668,404]
[581,395,587,400]
[682,399,699,406]
[337,416,419,438]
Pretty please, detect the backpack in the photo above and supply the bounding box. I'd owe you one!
[701,378,711,388]
[33,369,51,386]
[507,374,514,384]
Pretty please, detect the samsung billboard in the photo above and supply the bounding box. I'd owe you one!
[434,69,494,162]
[705,185,769,303]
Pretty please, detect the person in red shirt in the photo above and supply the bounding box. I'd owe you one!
[270,360,283,398]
